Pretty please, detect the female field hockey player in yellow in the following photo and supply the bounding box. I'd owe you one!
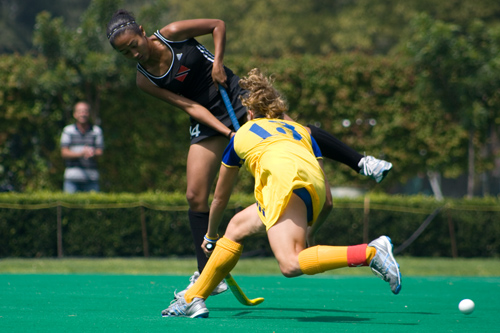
[162,69,402,318]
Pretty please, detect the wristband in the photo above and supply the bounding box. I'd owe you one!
[204,234,219,243]
[227,130,233,139]
[204,234,219,251]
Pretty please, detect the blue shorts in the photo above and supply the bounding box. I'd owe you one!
[293,187,313,223]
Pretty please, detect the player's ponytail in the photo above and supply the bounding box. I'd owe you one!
[239,68,288,119]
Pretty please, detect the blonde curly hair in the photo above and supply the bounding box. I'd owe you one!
[239,68,288,119]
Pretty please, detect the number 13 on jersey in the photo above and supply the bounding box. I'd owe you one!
[249,121,303,141]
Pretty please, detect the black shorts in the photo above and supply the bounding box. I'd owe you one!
[189,114,247,144]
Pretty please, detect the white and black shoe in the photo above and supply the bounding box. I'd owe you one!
[173,271,228,301]
[368,236,402,295]
[359,156,393,183]
[162,296,209,318]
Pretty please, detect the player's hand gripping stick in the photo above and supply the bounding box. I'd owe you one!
[204,234,218,251]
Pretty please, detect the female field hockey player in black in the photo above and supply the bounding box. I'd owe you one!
[162,68,401,318]
[106,10,392,298]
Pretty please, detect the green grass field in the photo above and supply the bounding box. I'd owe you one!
[1,257,499,276]
[1,257,499,332]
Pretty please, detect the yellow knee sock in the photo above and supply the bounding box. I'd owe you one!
[184,236,243,303]
[298,244,376,275]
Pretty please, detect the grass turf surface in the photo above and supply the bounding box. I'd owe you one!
[1,273,498,332]
[2,257,500,276]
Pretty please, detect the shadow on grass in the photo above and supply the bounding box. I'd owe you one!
[211,306,436,324]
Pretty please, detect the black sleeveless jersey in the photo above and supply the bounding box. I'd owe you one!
[137,31,246,125]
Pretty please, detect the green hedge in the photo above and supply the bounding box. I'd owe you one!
[1,52,472,194]
[0,192,499,258]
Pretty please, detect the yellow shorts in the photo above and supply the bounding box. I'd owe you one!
[254,152,325,230]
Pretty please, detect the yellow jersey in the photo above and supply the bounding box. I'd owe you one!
[221,118,326,229]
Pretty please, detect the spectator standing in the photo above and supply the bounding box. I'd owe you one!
[60,101,104,193]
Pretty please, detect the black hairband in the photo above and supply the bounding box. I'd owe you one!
[107,21,136,39]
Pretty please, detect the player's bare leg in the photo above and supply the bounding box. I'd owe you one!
[267,194,401,294]
[163,205,265,316]
[182,204,265,301]
[186,136,227,212]
[176,136,229,299]
[266,194,309,277]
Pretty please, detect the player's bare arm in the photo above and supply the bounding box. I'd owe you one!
[202,165,239,256]
[208,165,239,234]
[160,19,227,87]
[136,72,232,137]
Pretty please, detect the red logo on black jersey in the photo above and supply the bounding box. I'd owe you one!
[175,65,190,82]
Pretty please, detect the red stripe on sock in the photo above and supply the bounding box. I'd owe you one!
[347,244,368,267]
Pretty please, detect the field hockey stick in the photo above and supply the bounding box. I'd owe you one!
[205,242,264,306]
[219,85,240,131]
[225,274,265,306]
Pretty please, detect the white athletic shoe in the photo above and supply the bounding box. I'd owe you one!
[359,156,393,183]
[368,236,402,295]
[162,296,209,318]
[173,271,228,300]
